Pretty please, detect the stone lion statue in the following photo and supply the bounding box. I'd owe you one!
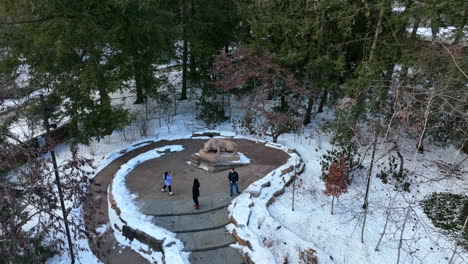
[203,138,238,154]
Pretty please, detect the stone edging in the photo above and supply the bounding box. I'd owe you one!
[226,146,305,264]
[107,145,186,264]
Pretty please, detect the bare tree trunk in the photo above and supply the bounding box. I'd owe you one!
[375,196,395,251]
[369,3,386,61]
[361,125,380,243]
[397,208,411,264]
[396,149,404,176]
[448,215,468,264]
[431,23,439,45]
[292,162,296,211]
[331,196,335,215]
[303,95,314,124]
[303,71,313,124]
[417,130,425,153]
[317,86,328,113]
[416,91,434,154]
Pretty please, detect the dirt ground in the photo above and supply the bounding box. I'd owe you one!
[126,139,290,201]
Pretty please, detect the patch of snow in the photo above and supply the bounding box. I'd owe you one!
[95,224,110,237]
[110,145,189,264]
[233,152,251,164]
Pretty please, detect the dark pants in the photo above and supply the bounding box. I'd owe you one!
[163,185,172,192]
[193,195,199,205]
[230,182,240,195]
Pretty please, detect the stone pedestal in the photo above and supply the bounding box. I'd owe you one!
[198,150,240,162]
[189,153,249,172]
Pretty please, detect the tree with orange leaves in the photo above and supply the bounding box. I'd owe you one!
[324,156,348,215]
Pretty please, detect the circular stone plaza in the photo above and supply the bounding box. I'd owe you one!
[84,134,292,264]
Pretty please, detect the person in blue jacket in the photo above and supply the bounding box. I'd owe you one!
[162,171,174,196]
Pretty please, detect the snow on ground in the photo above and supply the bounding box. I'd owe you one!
[108,197,164,263]
[5,67,462,263]
[234,152,251,164]
[0,88,50,113]
[95,224,110,237]
[256,128,468,264]
[226,140,334,264]
[39,109,468,264]
[42,89,211,263]
[110,145,189,264]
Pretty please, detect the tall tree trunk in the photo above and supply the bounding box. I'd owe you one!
[189,47,196,79]
[417,130,425,153]
[369,3,386,61]
[303,71,313,125]
[317,86,328,113]
[361,125,380,243]
[180,0,188,100]
[303,95,314,125]
[353,1,387,121]
[188,0,197,89]
[431,23,439,45]
[399,16,421,86]
[134,61,144,104]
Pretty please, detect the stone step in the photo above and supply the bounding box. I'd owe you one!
[149,207,230,233]
[177,226,236,252]
[139,192,234,216]
[189,246,245,264]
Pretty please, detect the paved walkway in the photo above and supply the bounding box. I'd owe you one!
[145,193,242,264]
[84,138,288,264]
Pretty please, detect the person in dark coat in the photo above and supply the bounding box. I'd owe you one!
[228,168,241,196]
[192,178,200,209]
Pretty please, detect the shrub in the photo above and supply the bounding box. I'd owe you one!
[320,140,361,180]
[195,98,228,129]
[421,192,468,249]
[376,155,410,192]
[298,248,318,264]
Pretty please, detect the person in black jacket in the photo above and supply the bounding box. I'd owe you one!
[192,178,200,209]
[228,168,241,196]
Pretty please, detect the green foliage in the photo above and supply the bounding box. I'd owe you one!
[427,113,468,147]
[195,97,228,129]
[421,192,468,249]
[232,116,256,136]
[320,109,356,146]
[175,0,240,92]
[320,140,361,180]
[0,0,178,144]
[376,155,410,192]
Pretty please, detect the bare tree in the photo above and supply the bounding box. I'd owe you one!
[0,140,94,262]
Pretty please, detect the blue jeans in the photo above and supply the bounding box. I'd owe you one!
[230,182,240,195]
